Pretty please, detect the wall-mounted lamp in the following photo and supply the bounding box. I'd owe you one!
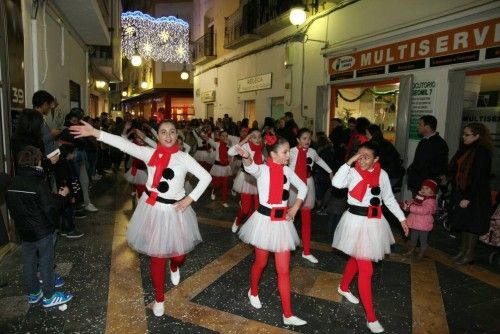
[122,91,128,97]
[289,7,306,26]
[95,80,106,89]
[140,81,148,89]
[180,63,189,80]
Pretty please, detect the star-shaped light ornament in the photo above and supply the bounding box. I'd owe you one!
[176,46,186,57]
[143,42,153,55]
[159,30,170,42]
[125,26,135,36]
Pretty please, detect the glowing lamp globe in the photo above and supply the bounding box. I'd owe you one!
[180,71,189,80]
[122,91,128,97]
[141,81,148,89]
[289,7,306,26]
[131,54,142,67]
[95,80,106,88]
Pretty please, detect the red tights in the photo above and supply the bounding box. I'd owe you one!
[300,208,312,255]
[250,248,293,317]
[235,193,259,225]
[150,255,186,302]
[340,257,376,322]
[212,176,229,202]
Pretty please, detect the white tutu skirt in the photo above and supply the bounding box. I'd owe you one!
[289,177,315,209]
[332,211,395,262]
[127,194,202,258]
[194,150,213,164]
[238,212,300,252]
[233,171,257,194]
[210,164,232,177]
[124,168,147,185]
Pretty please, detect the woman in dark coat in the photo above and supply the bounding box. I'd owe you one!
[448,122,493,265]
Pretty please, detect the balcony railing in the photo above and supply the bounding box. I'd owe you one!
[193,32,216,65]
[224,0,304,49]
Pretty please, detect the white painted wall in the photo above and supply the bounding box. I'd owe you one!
[23,2,87,114]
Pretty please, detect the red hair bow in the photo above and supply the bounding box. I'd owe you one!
[264,133,277,146]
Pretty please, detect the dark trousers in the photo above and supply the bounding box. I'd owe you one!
[21,233,55,297]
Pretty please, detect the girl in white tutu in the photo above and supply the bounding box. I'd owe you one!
[234,133,308,326]
[192,126,213,171]
[331,141,408,333]
[289,128,333,264]
[122,124,157,198]
[70,119,211,318]
[228,129,264,233]
[204,130,239,208]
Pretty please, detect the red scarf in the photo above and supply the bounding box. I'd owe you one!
[267,157,284,204]
[218,141,229,165]
[148,144,179,189]
[349,162,381,202]
[249,142,263,164]
[294,147,308,182]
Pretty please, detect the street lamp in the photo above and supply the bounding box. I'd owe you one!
[131,54,142,67]
[180,63,189,80]
[289,7,306,26]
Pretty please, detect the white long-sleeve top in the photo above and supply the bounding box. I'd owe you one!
[99,131,211,201]
[245,161,307,208]
[289,147,332,176]
[228,142,265,163]
[332,163,405,221]
[208,137,239,162]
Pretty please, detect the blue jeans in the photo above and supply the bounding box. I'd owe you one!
[21,233,55,297]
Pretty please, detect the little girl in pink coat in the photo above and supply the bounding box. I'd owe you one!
[402,179,438,260]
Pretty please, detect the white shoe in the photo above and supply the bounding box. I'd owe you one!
[222,202,229,208]
[248,290,261,309]
[302,253,318,263]
[210,190,215,200]
[170,268,180,286]
[283,315,307,326]
[231,218,239,233]
[231,190,237,196]
[367,320,384,333]
[130,191,136,196]
[152,301,164,317]
[85,203,99,212]
[337,285,359,304]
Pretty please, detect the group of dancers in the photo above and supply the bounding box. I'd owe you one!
[70,117,408,333]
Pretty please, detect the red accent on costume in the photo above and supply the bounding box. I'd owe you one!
[349,162,381,201]
[235,193,259,225]
[146,191,159,205]
[295,147,308,182]
[267,157,284,204]
[248,142,263,164]
[301,208,312,255]
[212,176,229,202]
[218,141,229,166]
[250,248,293,317]
[340,257,376,322]
[148,144,179,188]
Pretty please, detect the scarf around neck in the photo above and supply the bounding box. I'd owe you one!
[249,142,263,164]
[147,144,179,188]
[218,141,229,165]
[294,146,308,182]
[267,157,284,204]
[349,162,381,202]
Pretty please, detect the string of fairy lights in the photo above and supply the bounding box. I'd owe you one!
[121,11,190,65]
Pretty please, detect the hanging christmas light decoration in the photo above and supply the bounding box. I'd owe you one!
[121,11,190,64]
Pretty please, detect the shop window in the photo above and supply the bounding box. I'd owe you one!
[171,105,195,121]
[334,83,399,143]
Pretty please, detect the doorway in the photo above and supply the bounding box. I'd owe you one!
[206,103,214,120]
[244,100,256,125]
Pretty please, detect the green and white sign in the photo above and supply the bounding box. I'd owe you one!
[409,80,436,139]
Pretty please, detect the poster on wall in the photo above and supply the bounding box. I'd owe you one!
[409,80,436,139]
[5,0,25,134]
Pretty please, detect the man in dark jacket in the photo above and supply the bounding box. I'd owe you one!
[6,146,73,307]
[407,115,449,194]
[281,111,299,147]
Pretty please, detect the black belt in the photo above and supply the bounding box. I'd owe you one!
[214,161,229,166]
[257,205,288,221]
[145,189,177,205]
[197,147,208,151]
[348,205,382,219]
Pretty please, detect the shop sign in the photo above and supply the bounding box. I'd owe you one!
[329,17,500,76]
[409,80,436,140]
[237,73,272,93]
[330,71,354,81]
[201,90,216,103]
[485,46,500,59]
[430,50,480,67]
[388,59,426,73]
